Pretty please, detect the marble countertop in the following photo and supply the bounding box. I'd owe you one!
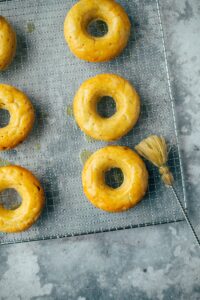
[0,0,200,299]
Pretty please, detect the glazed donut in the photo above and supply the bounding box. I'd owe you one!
[0,165,45,233]
[82,146,148,212]
[64,0,131,62]
[73,74,140,141]
[0,16,17,70]
[0,84,35,150]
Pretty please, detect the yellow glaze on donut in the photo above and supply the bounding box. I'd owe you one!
[0,16,17,70]
[64,0,131,62]
[82,146,148,212]
[73,74,140,141]
[0,166,45,233]
[0,84,35,150]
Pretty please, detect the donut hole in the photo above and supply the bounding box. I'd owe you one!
[97,96,116,118]
[0,109,10,128]
[87,19,108,37]
[0,188,22,210]
[105,168,124,189]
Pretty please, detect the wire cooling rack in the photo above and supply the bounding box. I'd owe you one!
[0,0,186,244]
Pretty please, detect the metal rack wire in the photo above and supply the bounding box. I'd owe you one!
[0,0,186,244]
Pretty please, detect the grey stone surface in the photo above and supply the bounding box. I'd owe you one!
[0,0,200,299]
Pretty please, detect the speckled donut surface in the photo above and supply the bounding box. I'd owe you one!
[64,0,131,62]
[0,84,35,150]
[0,16,16,70]
[82,146,148,212]
[73,74,140,141]
[0,165,45,233]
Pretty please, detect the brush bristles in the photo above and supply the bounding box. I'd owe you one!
[135,135,167,167]
[135,135,174,186]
